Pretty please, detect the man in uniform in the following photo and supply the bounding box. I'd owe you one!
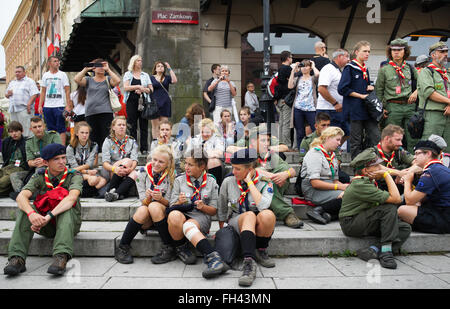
[249,125,303,228]
[4,144,83,276]
[415,55,429,73]
[9,116,62,198]
[339,148,411,269]
[417,41,450,153]
[375,38,419,153]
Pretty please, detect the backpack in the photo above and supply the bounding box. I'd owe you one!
[267,72,279,99]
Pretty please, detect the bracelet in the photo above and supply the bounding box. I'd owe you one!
[47,211,55,219]
[334,184,338,190]
[112,166,116,174]
[332,102,338,106]
[286,170,292,178]
[247,180,254,187]
[27,210,36,217]
[383,171,390,178]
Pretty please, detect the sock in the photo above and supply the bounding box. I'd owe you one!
[154,218,173,245]
[109,174,123,190]
[321,199,342,221]
[173,238,186,248]
[120,218,143,246]
[256,236,271,250]
[240,230,256,260]
[196,238,214,256]
[115,177,136,197]
[381,244,392,253]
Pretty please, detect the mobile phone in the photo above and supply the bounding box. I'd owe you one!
[84,62,103,68]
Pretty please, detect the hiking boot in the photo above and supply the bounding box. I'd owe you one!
[151,244,177,264]
[4,256,26,276]
[284,212,304,229]
[105,189,119,202]
[175,242,197,265]
[378,252,397,269]
[356,247,379,262]
[306,206,328,225]
[239,257,257,287]
[47,253,70,275]
[115,244,134,264]
[202,251,226,279]
[255,248,275,268]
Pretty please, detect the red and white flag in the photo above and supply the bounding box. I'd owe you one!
[47,37,55,57]
[54,33,61,53]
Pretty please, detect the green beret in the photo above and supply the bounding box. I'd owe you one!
[429,41,448,55]
[350,148,384,170]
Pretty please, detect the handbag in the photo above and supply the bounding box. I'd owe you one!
[105,77,121,112]
[141,93,160,120]
[283,88,296,108]
[363,91,383,122]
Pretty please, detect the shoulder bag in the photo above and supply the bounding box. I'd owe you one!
[141,92,160,120]
[105,77,122,112]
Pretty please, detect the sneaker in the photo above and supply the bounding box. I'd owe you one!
[4,256,26,276]
[284,212,304,229]
[202,251,226,279]
[378,251,397,269]
[115,244,133,264]
[255,248,275,268]
[239,257,257,287]
[175,242,197,265]
[47,253,70,276]
[105,189,119,202]
[151,244,177,264]
[356,247,379,262]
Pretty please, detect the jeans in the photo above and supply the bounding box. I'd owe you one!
[316,109,350,136]
[293,108,316,149]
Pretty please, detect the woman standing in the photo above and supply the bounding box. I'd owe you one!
[66,121,107,197]
[69,85,87,123]
[207,65,237,126]
[217,109,236,150]
[150,61,178,140]
[123,55,153,155]
[301,126,349,224]
[74,59,121,150]
[101,116,139,202]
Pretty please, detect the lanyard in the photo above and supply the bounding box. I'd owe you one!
[45,168,68,190]
[186,171,207,201]
[377,143,395,169]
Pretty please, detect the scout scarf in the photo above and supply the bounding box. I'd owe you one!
[315,145,336,178]
[377,143,395,169]
[423,159,443,170]
[146,163,168,190]
[45,167,68,189]
[389,60,407,79]
[428,64,449,83]
[352,59,368,81]
[258,152,270,169]
[112,135,129,156]
[186,171,207,201]
[237,171,260,213]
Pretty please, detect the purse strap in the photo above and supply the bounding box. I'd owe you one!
[156,76,170,96]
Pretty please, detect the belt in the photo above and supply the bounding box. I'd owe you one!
[387,98,408,104]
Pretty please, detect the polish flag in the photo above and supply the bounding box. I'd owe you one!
[47,37,55,57]
[54,34,61,53]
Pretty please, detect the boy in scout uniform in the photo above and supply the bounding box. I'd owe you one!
[376,38,419,153]
[339,148,411,269]
[249,125,303,228]
[417,41,450,152]
[4,144,83,277]
[217,148,276,287]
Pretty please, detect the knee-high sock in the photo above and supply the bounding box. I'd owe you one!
[153,218,173,245]
[120,218,142,246]
[240,230,256,259]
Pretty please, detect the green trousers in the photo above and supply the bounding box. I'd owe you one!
[423,110,450,153]
[0,165,24,195]
[385,102,418,153]
[8,205,81,260]
[269,180,294,221]
[339,204,411,253]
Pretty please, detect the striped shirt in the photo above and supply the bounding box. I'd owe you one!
[212,79,236,107]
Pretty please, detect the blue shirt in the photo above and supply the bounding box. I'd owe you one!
[416,163,450,208]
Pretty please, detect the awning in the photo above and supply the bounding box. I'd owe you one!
[60,0,140,74]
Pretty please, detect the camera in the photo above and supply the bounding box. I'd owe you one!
[84,62,104,68]
[298,62,305,68]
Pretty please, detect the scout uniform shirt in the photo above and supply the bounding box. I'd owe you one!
[101,135,139,164]
[149,137,183,169]
[136,163,173,201]
[375,62,418,104]
[25,131,62,161]
[299,132,343,164]
[339,176,390,218]
[66,142,98,169]
[373,144,414,171]
[217,174,274,222]
[417,66,450,111]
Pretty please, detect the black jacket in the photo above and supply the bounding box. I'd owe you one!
[2,136,29,170]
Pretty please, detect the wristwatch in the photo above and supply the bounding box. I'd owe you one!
[332,101,338,106]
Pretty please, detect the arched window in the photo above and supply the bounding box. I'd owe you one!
[402,29,449,64]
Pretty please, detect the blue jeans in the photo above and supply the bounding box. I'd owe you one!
[294,108,316,149]
[316,109,350,136]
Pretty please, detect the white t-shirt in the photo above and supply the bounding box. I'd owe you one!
[70,91,86,116]
[42,70,70,108]
[316,63,343,110]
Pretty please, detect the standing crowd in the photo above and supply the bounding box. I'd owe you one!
[1,38,449,287]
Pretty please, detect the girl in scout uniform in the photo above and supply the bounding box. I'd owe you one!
[101,116,139,202]
[217,148,276,287]
[167,148,227,279]
[301,126,348,224]
[149,120,183,174]
[66,121,107,197]
[115,145,176,264]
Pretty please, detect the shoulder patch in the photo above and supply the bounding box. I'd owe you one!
[37,169,45,175]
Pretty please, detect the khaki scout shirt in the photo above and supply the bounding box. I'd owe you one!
[136,167,173,201]
[217,175,274,222]
[418,66,450,111]
[373,145,414,171]
[299,132,343,164]
[25,131,62,161]
[22,168,83,219]
[375,62,417,104]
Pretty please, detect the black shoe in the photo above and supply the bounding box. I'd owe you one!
[47,253,70,276]
[378,251,397,269]
[115,244,133,264]
[356,247,379,262]
[151,244,177,264]
[4,256,26,276]
[322,212,332,223]
[306,207,328,225]
[175,242,197,265]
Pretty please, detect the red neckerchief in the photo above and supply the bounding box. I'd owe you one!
[428,64,449,83]
[352,174,378,188]
[258,152,270,168]
[352,59,368,81]
[389,60,406,79]
[186,171,207,201]
[315,145,336,178]
[377,143,395,169]
[423,159,443,170]
[112,135,129,156]
[45,168,68,190]
[145,163,168,188]
[237,171,259,208]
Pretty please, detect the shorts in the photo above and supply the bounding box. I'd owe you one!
[183,210,212,235]
[412,204,450,234]
[228,214,242,234]
[43,107,66,133]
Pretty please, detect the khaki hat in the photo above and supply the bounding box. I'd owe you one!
[429,41,448,55]
[415,55,429,66]
[350,148,384,170]
[390,38,408,49]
